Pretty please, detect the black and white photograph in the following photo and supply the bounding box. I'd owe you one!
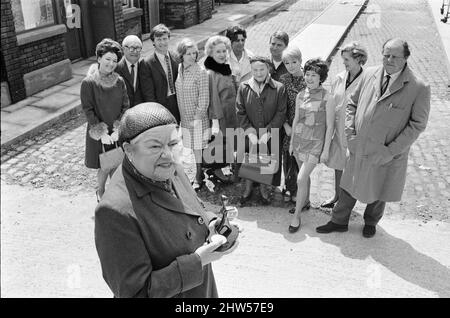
[1,0,449,301]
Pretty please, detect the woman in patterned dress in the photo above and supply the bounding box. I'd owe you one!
[320,41,368,209]
[288,58,335,233]
[278,46,308,206]
[175,38,210,190]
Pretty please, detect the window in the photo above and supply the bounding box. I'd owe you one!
[122,0,139,9]
[11,0,55,33]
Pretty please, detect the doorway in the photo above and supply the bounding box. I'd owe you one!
[58,0,84,61]
[148,0,160,30]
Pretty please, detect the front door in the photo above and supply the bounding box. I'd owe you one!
[60,0,83,61]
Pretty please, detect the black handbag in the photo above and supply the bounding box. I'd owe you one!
[238,151,279,185]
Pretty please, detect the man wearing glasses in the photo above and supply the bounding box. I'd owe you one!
[116,35,144,107]
[316,38,431,238]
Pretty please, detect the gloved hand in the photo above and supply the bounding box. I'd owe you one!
[88,122,108,141]
[100,133,114,145]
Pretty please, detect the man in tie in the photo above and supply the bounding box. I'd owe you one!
[316,38,431,238]
[116,35,143,107]
[268,31,289,81]
[140,24,180,123]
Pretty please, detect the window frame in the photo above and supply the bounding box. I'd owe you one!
[11,0,58,35]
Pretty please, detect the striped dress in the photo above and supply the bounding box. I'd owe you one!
[292,86,329,164]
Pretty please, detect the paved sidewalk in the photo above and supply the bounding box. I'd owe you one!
[429,0,450,86]
[290,0,367,63]
[1,0,289,149]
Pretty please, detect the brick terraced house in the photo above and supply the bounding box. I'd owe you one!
[1,0,215,106]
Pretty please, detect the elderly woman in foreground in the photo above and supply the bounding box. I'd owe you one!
[94,103,238,298]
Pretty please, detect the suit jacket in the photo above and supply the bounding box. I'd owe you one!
[271,60,288,82]
[95,158,218,298]
[115,58,143,107]
[140,51,179,120]
[341,65,430,203]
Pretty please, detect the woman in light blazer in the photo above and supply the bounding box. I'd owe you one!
[321,42,368,209]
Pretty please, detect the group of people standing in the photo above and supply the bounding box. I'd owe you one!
[84,21,431,297]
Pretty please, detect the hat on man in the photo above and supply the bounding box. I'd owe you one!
[118,102,177,145]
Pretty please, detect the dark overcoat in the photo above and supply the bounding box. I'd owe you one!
[95,158,218,298]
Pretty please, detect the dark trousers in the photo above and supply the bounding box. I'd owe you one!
[165,94,180,123]
[331,188,386,226]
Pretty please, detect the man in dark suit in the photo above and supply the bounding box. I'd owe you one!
[116,35,143,107]
[269,31,289,81]
[140,24,180,123]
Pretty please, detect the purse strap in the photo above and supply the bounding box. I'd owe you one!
[101,142,118,153]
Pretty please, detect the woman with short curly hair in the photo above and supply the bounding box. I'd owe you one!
[288,58,335,233]
[81,38,130,201]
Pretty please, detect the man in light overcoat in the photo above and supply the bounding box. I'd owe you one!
[316,38,431,238]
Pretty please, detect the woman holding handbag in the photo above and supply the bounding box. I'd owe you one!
[235,56,287,205]
[81,38,130,201]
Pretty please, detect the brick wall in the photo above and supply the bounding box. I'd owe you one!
[140,0,150,34]
[113,0,125,44]
[19,36,66,74]
[124,16,142,38]
[164,0,198,29]
[198,0,213,23]
[220,0,250,3]
[1,0,25,102]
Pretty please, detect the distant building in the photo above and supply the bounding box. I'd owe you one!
[1,0,213,106]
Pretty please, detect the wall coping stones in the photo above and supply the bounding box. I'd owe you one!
[123,7,143,20]
[16,24,67,46]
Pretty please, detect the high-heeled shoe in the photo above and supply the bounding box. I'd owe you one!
[95,190,101,203]
[289,201,311,214]
[288,217,301,233]
[320,198,338,209]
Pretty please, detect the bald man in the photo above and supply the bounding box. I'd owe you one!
[116,35,144,106]
[316,38,431,238]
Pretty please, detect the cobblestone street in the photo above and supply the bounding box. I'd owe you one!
[1,0,450,298]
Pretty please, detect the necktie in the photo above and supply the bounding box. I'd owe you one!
[381,74,390,96]
[130,64,135,91]
[165,54,175,95]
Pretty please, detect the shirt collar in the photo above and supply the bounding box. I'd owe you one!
[124,58,137,70]
[383,68,402,83]
[156,51,169,63]
[247,75,275,94]
[229,49,249,63]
